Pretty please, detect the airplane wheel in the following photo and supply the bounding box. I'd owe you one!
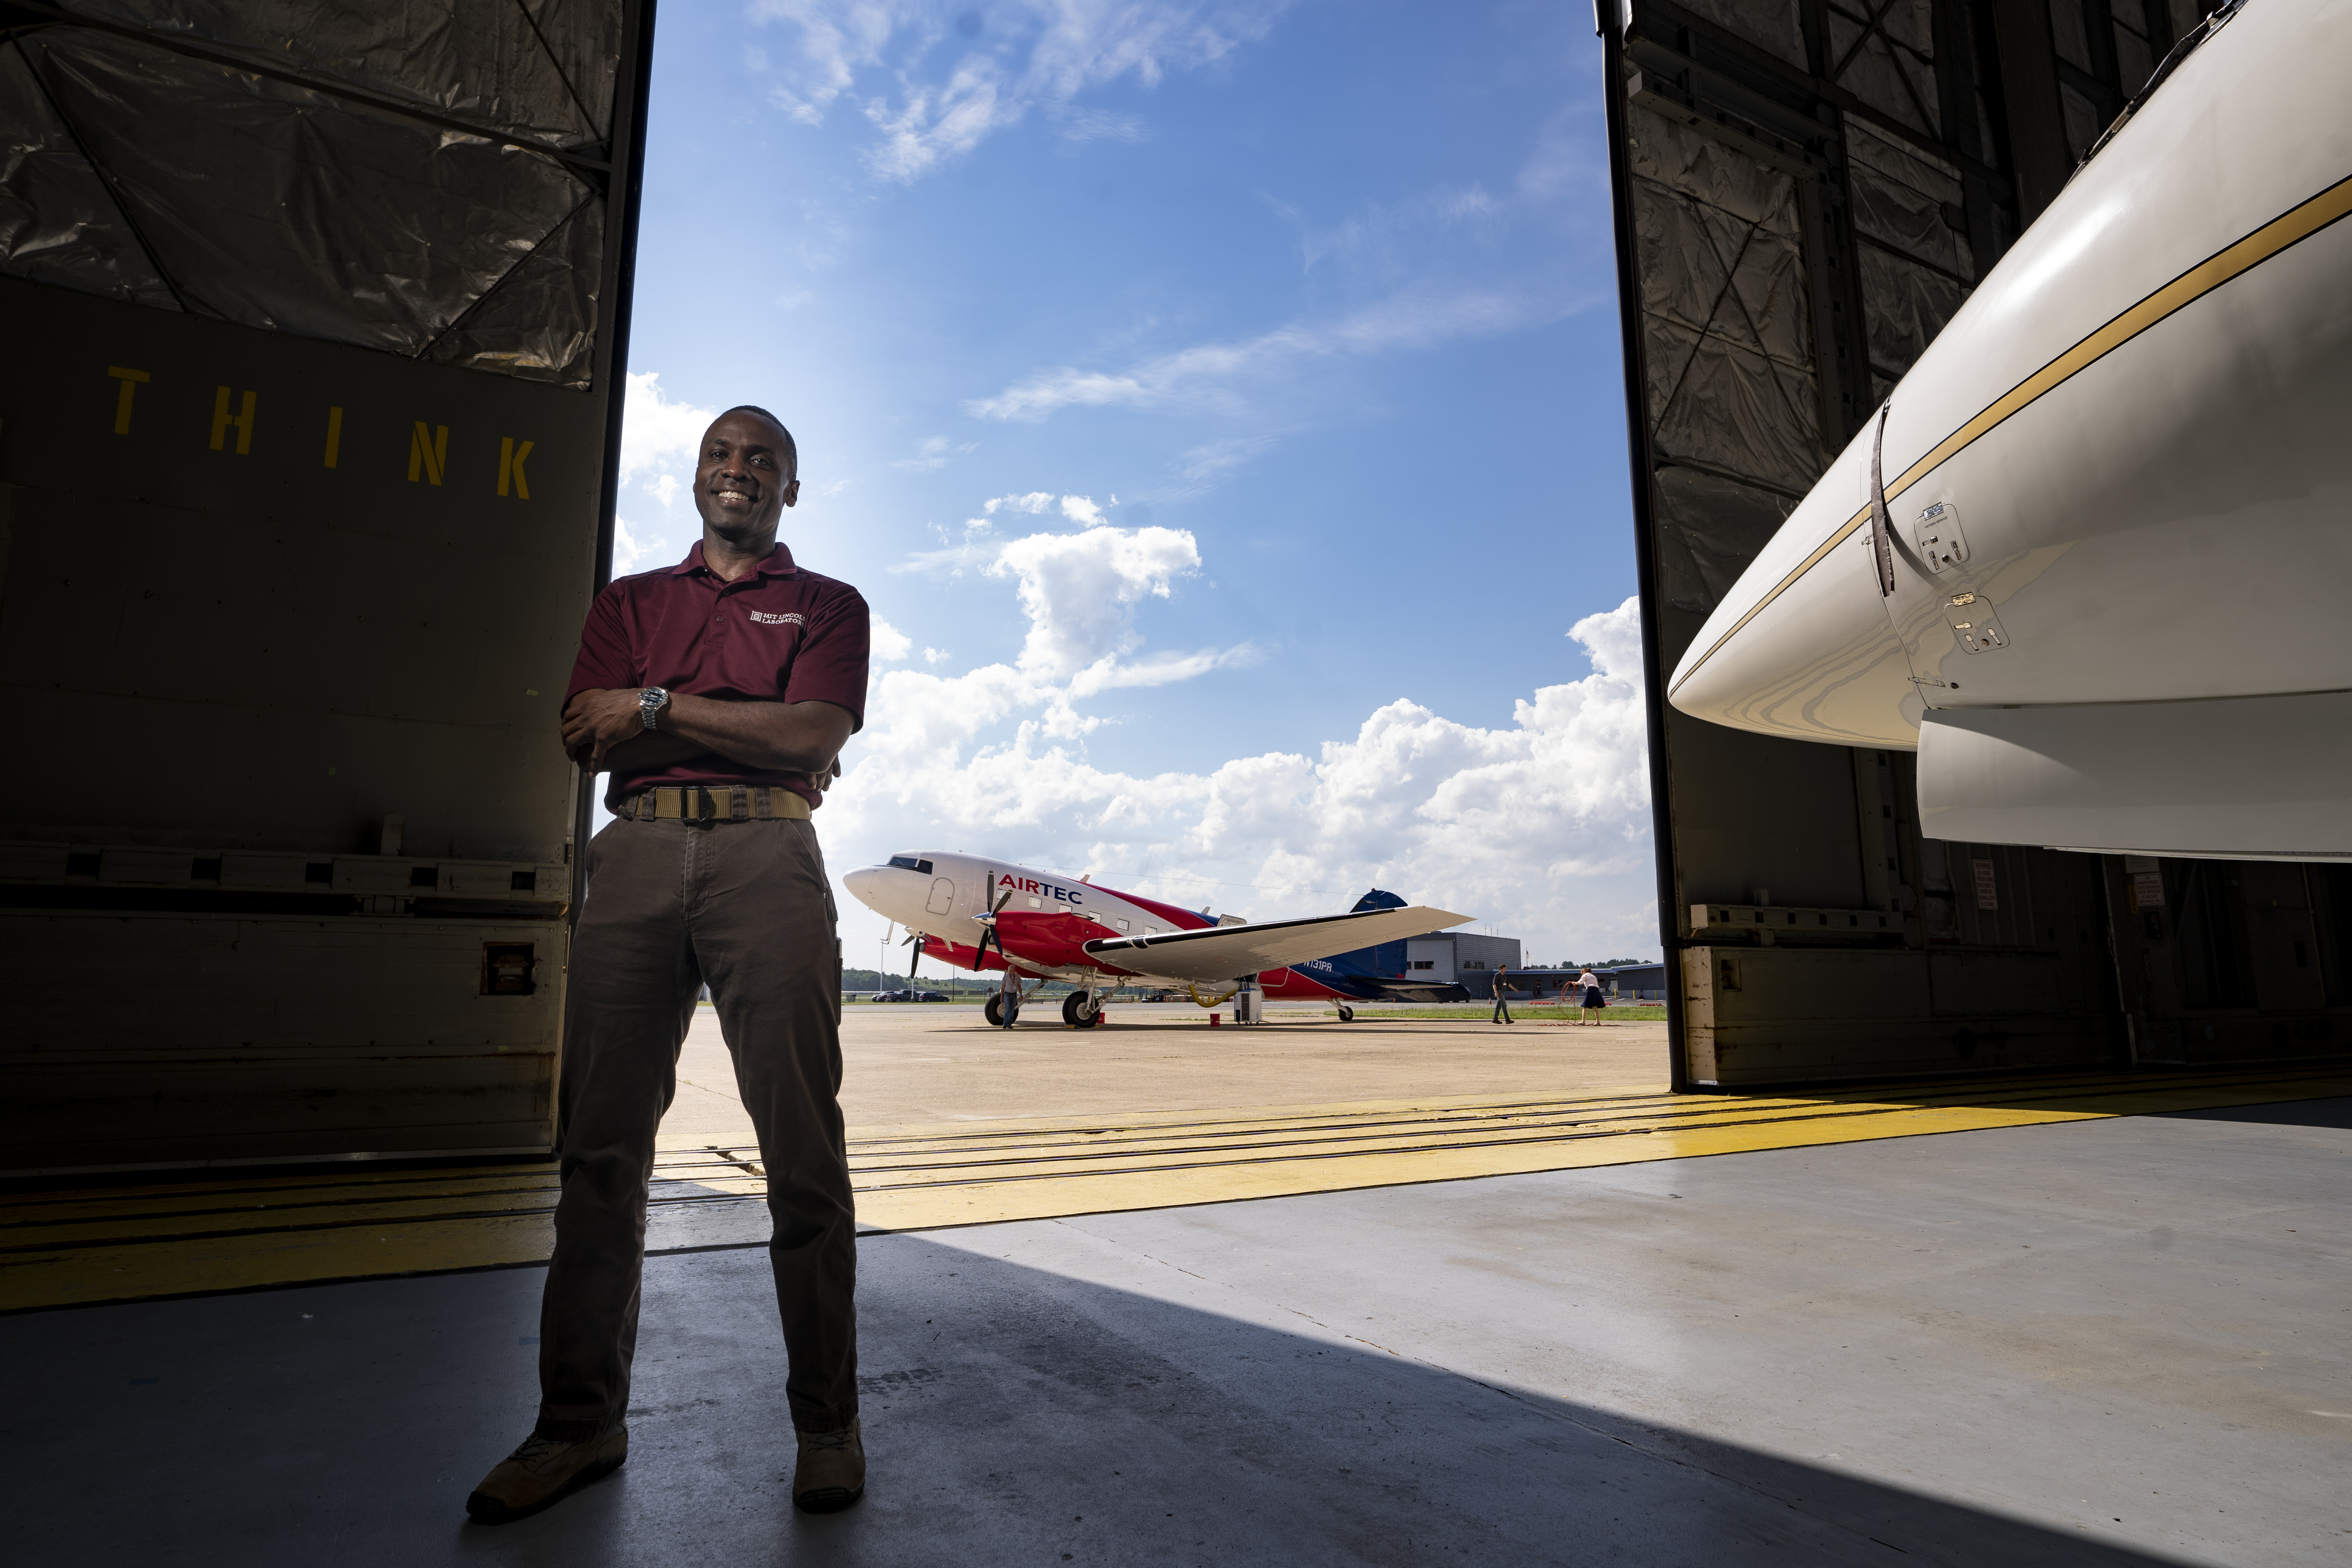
[1337,1005,1355,1022]
[984,993,1006,1027]
[1062,991,1104,1029]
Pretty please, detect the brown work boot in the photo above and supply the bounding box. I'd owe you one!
[792,1417,866,1513]
[465,1425,628,1524]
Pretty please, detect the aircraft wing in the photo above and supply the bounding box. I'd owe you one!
[1082,904,1470,982]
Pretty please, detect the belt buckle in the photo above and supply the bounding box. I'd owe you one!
[685,785,717,825]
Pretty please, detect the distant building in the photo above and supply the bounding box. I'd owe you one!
[1391,933,1662,1001]
[1596,962,1667,1002]
[1402,930,1521,998]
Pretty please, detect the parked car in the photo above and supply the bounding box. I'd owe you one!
[869,988,951,1003]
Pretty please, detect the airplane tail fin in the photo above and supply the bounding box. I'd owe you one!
[1298,891,1469,1003]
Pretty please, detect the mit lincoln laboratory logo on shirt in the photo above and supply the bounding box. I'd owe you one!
[750,611,806,626]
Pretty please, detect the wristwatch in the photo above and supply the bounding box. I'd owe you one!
[639,686,670,731]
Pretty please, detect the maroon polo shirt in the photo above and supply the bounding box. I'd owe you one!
[564,540,869,812]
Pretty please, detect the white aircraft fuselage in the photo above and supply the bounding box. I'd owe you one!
[847,851,1184,988]
[1664,0,2352,861]
[843,852,1471,1005]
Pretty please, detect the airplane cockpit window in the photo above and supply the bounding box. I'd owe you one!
[887,856,934,874]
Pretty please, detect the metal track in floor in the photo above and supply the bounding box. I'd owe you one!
[5,1065,2346,1312]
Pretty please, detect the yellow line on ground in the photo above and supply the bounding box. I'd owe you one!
[847,1070,2352,1230]
[0,1169,563,1227]
[4,1069,2343,1312]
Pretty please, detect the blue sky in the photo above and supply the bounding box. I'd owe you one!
[614,0,1658,965]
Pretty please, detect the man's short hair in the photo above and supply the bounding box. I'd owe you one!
[713,404,799,473]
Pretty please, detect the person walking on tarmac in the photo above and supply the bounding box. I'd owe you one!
[466,407,872,1525]
[1577,965,1606,1025]
[1491,965,1514,1024]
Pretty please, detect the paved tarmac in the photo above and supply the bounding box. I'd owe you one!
[9,1097,2346,1565]
[664,1003,1669,1141]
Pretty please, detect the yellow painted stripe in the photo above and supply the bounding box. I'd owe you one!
[5,1068,2345,1312]
[1668,172,2352,697]
[849,1069,2352,1227]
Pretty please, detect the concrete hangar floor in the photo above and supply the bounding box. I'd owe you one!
[5,1007,2348,1566]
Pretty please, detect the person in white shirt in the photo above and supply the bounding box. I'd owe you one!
[1577,967,1604,1025]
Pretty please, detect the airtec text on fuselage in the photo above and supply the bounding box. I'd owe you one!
[994,870,1087,908]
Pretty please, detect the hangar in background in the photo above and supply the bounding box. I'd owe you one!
[1601,0,2350,1088]
[1403,929,1522,993]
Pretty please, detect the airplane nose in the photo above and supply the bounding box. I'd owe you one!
[842,866,886,913]
[1668,520,1919,748]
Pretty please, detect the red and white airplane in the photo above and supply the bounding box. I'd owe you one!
[843,851,1473,1027]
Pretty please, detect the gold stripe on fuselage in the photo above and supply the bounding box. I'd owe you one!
[1668,172,2352,698]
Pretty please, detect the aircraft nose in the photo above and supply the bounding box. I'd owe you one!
[1668,524,1918,748]
[842,865,887,913]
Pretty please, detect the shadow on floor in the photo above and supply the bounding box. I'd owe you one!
[2,1233,2183,1568]
[2154,1095,2352,1131]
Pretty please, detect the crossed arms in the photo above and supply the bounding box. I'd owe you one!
[562,688,855,777]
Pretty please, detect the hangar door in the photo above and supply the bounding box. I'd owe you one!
[0,2,653,1171]
[1599,0,2350,1087]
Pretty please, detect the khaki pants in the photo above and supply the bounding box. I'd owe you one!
[533,814,857,1439]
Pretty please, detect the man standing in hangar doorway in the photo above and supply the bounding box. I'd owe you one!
[466,407,871,1524]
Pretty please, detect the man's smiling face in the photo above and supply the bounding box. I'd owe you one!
[694,410,800,544]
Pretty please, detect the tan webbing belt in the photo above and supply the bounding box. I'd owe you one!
[616,786,813,823]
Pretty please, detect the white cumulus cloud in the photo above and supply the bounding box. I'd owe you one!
[614,374,719,575]
[750,0,1292,181]
[619,372,717,484]
[990,521,1201,678]
[826,516,1660,961]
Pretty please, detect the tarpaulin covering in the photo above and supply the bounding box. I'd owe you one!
[1844,120,1973,391]
[1822,0,1941,136]
[0,38,176,307]
[0,2,620,386]
[1652,462,1798,614]
[1664,0,1808,66]
[1623,85,1984,617]
[1844,120,1971,279]
[1859,243,1969,396]
[1628,99,1822,613]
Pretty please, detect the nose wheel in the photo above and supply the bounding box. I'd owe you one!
[1061,990,1103,1029]
[1336,1005,1355,1022]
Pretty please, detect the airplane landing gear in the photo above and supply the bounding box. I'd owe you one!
[1062,990,1103,1029]
[1336,1005,1355,1022]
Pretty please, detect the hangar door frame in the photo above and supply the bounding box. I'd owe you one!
[0,0,656,1173]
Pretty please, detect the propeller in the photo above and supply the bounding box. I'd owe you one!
[972,884,1017,970]
[901,927,922,980]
